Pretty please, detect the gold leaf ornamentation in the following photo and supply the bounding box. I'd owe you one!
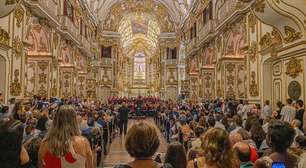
[248,13,257,33]
[0,27,10,46]
[254,0,265,13]
[5,0,20,5]
[14,3,24,27]
[248,42,257,62]
[286,57,303,78]
[10,69,21,96]
[259,28,282,49]
[12,36,23,57]
[284,26,302,43]
[249,71,259,97]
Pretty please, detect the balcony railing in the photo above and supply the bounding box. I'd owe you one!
[198,20,214,42]
[60,16,79,41]
[165,59,177,65]
[34,0,58,19]
[101,58,112,65]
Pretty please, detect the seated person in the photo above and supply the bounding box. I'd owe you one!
[114,121,162,168]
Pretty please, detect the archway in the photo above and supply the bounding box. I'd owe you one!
[0,55,7,103]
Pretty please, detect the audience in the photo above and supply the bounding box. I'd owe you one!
[1,95,306,168]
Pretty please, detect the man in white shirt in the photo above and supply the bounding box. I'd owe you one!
[241,100,251,120]
[262,100,272,119]
[281,98,296,123]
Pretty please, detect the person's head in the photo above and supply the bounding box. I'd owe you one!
[233,142,251,163]
[265,100,270,106]
[45,105,80,156]
[276,101,283,108]
[291,119,301,129]
[295,135,306,149]
[267,120,295,153]
[229,133,243,146]
[0,118,24,167]
[286,98,293,105]
[233,115,243,127]
[201,128,237,168]
[237,128,251,140]
[208,116,216,127]
[296,99,304,109]
[164,142,187,168]
[215,113,222,122]
[198,116,206,127]
[125,121,160,159]
[194,126,205,138]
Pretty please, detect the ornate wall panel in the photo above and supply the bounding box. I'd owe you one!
[201,71,215,99]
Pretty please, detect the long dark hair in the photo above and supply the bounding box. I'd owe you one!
[164,142,187,168]
[0,118,24,168]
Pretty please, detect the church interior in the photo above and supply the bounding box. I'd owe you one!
[1,0,306,168]
[1,0,306,106]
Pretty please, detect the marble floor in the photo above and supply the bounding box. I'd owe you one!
[103,118,168,167]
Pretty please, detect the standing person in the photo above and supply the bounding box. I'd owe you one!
[241,100,251,121]
[0,92,3,105]
[273,101,284,119]
[233,142,254,168]
[254,120,297,168]
[281,98,296,123]
[187,128,239,168]
[0,118,30,168]
[295,99,304,130]
[237,100,244,117]
[118,102,130,135]
[38,105,93,168]
[262,100,272,120]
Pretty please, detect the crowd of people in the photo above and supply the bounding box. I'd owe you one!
[0,95,306,168]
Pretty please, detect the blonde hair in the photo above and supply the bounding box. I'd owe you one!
[201,128,238,168]
[45,105,80,156]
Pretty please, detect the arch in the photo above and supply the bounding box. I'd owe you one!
[26,24,51,55]
[224,29,246,57]
[0,53,10,103]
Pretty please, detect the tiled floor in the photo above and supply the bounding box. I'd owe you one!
[103,118,168,167]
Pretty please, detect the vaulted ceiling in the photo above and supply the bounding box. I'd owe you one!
[84,0,193,58]
[86,0,194,27]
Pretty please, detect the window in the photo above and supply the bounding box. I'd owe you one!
[166,47,177,59]
[101,46,112,58]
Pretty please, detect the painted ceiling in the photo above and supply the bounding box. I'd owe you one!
[84,0,193,58]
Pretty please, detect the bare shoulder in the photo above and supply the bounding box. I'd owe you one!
[73,136,90,145]
[72,136,91,156]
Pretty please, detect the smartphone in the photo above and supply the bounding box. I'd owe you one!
[272,162,286,168]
